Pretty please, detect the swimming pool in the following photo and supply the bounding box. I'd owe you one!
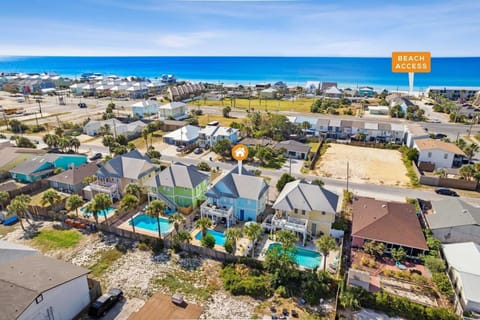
[267,243,322,269]
[80,206,115,217]
[129,214,173,235]
[195,229,226,246]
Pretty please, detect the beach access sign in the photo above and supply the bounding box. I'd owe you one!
[392,52,431,73]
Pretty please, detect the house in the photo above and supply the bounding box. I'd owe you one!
[271,180,338,245]
[84,150,157,200]
[158,102,188,120]
[198,125,239,148]
[327,119,342,138]
[405,123,430,147]
[357,86,375,97]
[0,241,91,320]
[368,106,389,115]
[131,100,159,119]
[146,163,209,210]
[47,162,99,194]
[423,198,480,244]
[414,138,465,169]
[0,147,44,176]
[442,242,480,314]
[324,86,342,98]
[10,154,87,183]
[240,137,273,147]
[201,166,269,225]
[305,81,321,94]
[427,86,480,100]
[161,120,188,132]
[0,240,38,264]
[83,118,147,139]
[287,116,322,136]
[273,140,311,160]
[321,82,338,92]
[352,197,428,256]
[163,125,200,146]
[259,88,277,99]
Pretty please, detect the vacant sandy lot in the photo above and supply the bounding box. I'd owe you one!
[317,143,409,186]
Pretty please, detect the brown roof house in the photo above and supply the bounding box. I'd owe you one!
[352,197,428,256]
[47,162,99,194]
[414,138,465,169]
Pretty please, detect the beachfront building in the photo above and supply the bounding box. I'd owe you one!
[442,242,480,314]
[324,86,342,98]
[201,166,269,226]
[414,138,465,169]
[83,150,158,201]
[352,197,428,256]
[131,100,159,119]
[0,241,91,320]
[163,125,200,146]
[83,118,147,139]
[357,86,375,97]
[146,163,209,210]
[10,154,87,183]
[158,102,188,120]
[427,86,480,100]
[197,125,239,148]
[305,81,321,94]
[423,198,480,244]
[270,180,338,245]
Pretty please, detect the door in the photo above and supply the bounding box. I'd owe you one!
[311,223,317,236]
[240,209,245,221]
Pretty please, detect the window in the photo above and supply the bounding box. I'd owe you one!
[444,153,448,159]
[322,211,326,215]
[428,152,432,158]
[301,210,305,215]
[294,208,298,214]
[35,294,43,304]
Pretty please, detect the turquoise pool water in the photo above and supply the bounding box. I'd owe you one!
[80,206,115,217]
[129,214,172,235]
[195,229,226,246]
[267,243,322,269]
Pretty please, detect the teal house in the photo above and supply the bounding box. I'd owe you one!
[146,163,209,210]
[10,154,88,183]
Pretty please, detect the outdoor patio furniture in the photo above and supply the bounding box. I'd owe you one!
[395,261,407,270]
[172,293,184,305]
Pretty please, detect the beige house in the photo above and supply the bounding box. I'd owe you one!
[271,180,338,245]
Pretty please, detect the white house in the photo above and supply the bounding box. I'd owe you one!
[163,125,200,146]
[405,123,430,147]
[442,242,480,314]
[0,241,91,320]
[259,88,277,99]
[83,119,146,139]
[305,81,321,94]
[198,125,239,148]
[131,100,159,118]
[414,138,465,169]
[158,102,188,120]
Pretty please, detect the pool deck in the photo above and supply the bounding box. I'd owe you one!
[80,205,117,223]
[116,211,174,239]
[190,228,227,252]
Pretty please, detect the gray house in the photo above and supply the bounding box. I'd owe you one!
[47,162,99,194]
[424,198,480,243]
[273,140,311,160]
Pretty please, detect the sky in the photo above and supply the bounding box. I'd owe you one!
[1,0,479,57]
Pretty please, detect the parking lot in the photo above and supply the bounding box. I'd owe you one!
[316,143,410,187]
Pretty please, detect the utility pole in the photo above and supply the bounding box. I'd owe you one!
[36,99,43,118]
[289,157,292,176]
[346,161,349,192]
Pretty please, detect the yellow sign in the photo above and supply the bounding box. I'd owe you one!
[232,144,248,161]
[392,52,431,73]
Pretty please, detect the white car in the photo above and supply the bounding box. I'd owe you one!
[429,119,441,123]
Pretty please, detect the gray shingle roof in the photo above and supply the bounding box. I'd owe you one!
[426,198,480,229]
[273,180,338,212]
[273,140,311,154]
[96,150,156,180]
[10,154,61,175]
[149,164,208,189]
[47,162,99,186]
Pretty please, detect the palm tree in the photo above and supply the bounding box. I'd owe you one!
[168,212,185,234]
[275,229,297,252]
[145,200,165,239]
[315,235,337,271]
[118,194,139,235]
[125,183,144,199]
[0,191,9,211]
[66,195,84,218]
[224,227,243,255]
[460,164,475,181]
[244,222,262,258]
[43,133,59,149]
[195,217,212,237]
[85,201,100,225]
[464,143,479,164]
[93,193,112,225]
[175,230,192,252]
[6,201,25,231]
[41,189,62,211]
[142,127,149,149]
[69,137,81,153]
[15,195,32,223]
[434,168,448,178]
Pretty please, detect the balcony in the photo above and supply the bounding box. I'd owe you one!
[270,215,308,233]
[90,181,119,195]
[201,202,234,227]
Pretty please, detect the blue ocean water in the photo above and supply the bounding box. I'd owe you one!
[1,56,479,91]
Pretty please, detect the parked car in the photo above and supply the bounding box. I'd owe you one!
[193,147,203,154]
[435,188,459,197]
[89,153,103,161]
[176,145,185,152]
[78,102,87,108]
[88,288,123,317]
[434,133,447,139]
[429,118,441,123]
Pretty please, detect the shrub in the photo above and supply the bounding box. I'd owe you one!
[150,239,164,253]
[275,285,288,298]
[411,273,429,286]
[426,236,442,252]
[423,256,446,273]
[138,242,149,251]
[383,269,394,277]
[433,273,454,297]
[201,234,215,248]
[224,239,234,254]
[30,125,46,133]
[197,161,211,172]
[220,265,272,298]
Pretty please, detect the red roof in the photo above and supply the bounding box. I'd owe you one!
[352,197,428,250]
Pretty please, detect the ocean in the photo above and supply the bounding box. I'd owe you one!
[1,56,479,91]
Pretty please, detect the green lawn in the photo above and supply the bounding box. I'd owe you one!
[189,97,316,113]
[197,114,237,127]
[31,228,82,251]
[29,188,67,208]
[89,248,124,278]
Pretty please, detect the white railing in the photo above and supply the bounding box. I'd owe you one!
[90,181,118,194]
[271,215,308,233]
[200,202,233,218]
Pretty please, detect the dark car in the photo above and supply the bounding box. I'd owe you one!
[434,133,447,140]
[435,188,459,197]
[88,288,123,317]
[193,147,203,154]
[89,152,103,161]
[78,102,87,108]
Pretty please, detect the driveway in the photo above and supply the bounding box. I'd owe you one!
[280,157,304,175]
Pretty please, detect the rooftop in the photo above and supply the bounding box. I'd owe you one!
[426,198,480,229]
[415,138,465,155]
[47,162,99,186]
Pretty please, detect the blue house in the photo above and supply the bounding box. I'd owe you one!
[10,154,87,183]
[200,166,269,226]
